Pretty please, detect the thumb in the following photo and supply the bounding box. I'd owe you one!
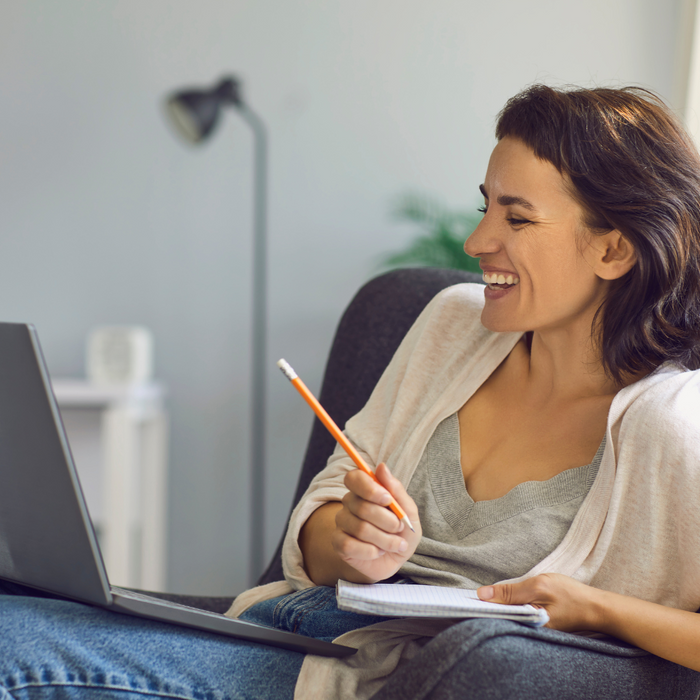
[477,580,533,606]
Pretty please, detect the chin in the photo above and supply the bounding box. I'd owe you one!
[480,309,526,334]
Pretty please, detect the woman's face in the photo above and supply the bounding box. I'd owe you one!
[465,137,610,337]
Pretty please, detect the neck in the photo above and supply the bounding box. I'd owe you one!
[524,327,618,404]
[512,307,657,409]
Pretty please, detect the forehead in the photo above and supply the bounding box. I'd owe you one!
[484,137,575,208]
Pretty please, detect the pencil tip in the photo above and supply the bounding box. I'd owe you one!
[401,515,415,533]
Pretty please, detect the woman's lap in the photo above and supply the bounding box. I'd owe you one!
[0,583,386,700]
[6,583,697,700]
[373,618,700,700]
[0,594,301,700]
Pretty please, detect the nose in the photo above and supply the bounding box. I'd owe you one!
[464,215,500,258]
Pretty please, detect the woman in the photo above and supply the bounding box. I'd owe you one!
[3,84,700,700]
[232,84,700,698]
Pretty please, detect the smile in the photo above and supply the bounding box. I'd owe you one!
[482,272,520,289]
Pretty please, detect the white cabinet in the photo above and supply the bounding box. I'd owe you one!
[52,380,168,591]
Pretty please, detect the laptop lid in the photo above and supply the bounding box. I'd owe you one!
[0,322,356,658]
[0,322,112,605]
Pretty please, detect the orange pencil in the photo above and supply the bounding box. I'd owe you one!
[277,358,415,532]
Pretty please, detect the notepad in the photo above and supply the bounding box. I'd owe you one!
[336,580,549,627]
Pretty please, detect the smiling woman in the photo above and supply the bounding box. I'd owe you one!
[287,84,700,699]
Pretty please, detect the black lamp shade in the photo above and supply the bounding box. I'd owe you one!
[165,78,243,143]
[167,91,221,142]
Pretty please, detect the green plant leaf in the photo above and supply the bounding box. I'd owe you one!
[382,193,483,274]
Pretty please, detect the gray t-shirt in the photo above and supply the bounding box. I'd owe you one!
[401,413,604,588]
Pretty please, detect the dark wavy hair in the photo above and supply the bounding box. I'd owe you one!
[496,84,700,384]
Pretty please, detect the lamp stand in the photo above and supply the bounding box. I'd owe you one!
[238,105,268,585]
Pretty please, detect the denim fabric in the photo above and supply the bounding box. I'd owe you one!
[248,585,390,641]
[0,582,383,700]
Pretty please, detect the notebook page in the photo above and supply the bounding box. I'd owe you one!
[336,581,549,626]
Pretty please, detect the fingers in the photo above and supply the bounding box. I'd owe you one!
[477,583,517,605]
[341,490,403,533]
[344,466,392,507]
[343,463,420,527]
[335,462,420,561]
[332,513,408,561]
[342,467,402,531]
[477,575,556,606]
[336,490,408,555]
[375,463,420,525]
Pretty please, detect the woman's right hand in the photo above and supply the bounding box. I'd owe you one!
[331,463,422,583]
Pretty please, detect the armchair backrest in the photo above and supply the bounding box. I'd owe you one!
[258,267,483,585]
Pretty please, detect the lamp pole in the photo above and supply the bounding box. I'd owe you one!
[164,77,268,586]
[238,104,268,584]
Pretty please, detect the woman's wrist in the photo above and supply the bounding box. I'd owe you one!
[584,585,620,635]
[584,585,656,643]
[298,502,343,585]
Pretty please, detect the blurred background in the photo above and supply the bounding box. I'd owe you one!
[0,0,695,595]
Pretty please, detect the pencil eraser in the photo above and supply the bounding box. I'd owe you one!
[277,358,298,381]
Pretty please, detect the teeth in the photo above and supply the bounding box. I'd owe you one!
[482,272,520,285]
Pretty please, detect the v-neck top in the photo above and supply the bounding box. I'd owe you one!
[401,412,604,588]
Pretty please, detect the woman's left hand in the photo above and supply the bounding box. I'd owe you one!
[480,573,700,673]
[477,573,603,633]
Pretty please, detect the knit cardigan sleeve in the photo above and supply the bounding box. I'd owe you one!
[280,286,450,590]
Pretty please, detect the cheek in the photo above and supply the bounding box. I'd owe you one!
[515,240,596,302]
[532,232,588,276]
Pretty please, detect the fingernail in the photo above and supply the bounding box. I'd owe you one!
[379,493,391,506]
[478,586,494,600]
[398,540,407,553]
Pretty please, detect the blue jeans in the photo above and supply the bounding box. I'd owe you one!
[0,582,386,700]
[5,582,700,700]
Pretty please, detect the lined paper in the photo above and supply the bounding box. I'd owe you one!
[336,580,549,627]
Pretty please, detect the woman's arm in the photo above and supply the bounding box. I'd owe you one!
[299,463,422,587]
[478,574,700,672]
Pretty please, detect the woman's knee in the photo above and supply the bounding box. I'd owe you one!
[429,633,555,698]
[426,632,677,700]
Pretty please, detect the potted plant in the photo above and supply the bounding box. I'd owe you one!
[381,193,482,274]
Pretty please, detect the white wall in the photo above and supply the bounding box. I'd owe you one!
[0,0,682,594]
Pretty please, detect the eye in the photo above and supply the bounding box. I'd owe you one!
[477,206,487,214]
[506,216,531,227]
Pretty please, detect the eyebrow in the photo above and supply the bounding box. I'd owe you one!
[479,184,537,212]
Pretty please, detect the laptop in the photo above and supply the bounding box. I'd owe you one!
[0,322,355,659]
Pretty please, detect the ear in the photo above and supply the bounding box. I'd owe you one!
[592,230,637,280]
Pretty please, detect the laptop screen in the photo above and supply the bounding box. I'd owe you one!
[0,323,111,605]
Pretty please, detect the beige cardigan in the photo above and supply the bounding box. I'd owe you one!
[228,283,700,700]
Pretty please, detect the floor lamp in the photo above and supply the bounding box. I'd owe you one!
[164,76,268,585]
